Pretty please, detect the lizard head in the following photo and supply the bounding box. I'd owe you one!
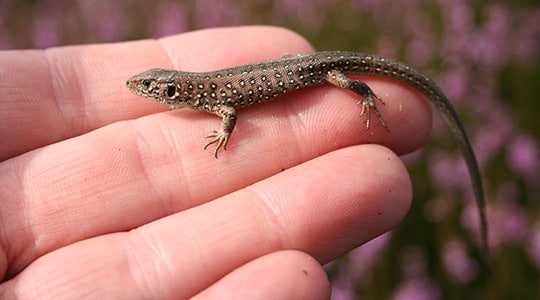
[126,69,188,108]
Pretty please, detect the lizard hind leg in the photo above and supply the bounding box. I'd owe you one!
[325,70,389,131]
[350,80,389,131]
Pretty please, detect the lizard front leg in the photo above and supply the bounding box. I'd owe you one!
[204,105,237,158]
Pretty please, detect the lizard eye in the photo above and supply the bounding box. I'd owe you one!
[142,79,151,88]
[166,85,177,98]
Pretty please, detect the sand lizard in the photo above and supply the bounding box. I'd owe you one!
[126,51,488,263]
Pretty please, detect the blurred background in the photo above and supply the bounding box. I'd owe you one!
[2,0,539,299]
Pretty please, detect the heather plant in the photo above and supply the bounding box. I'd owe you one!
[1,0,539,299]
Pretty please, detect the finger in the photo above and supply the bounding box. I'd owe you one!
[192,250,330,300]
[0,75,429,278]
[0,26,312,160]
[0,145,410,299]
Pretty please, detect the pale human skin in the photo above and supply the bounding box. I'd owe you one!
[0,26,429,299]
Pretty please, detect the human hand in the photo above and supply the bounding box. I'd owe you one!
[0,26,430,299]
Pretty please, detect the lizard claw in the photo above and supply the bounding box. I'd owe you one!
[357,92,389,132]
[204,130,230,158]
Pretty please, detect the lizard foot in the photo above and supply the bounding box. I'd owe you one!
[357,91,389,132]
[204,130,230,158]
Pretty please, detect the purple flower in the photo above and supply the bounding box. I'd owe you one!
[462,199,528,248]
[93,3,128,42]
[394,248,441,300]
[392,278,441,300]
[31,8,61,48]
[429,152,470,191]
[273,0,327,29]
[474,110,513,162]
[348,233,390,279]
[508,134,540,182]
[330,275,356,300]
[469,5,511,69]
[515,9,540,60]
[439,66,471,101]
[528,224,540,268]
[152,3,188,37]
[443,240,479,283]
[194,0,242,28]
